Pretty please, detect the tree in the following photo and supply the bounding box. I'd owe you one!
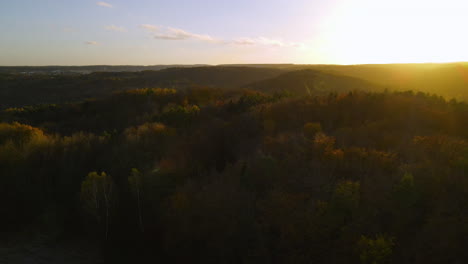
[328,180,360,228]
[128,168,144,232]
[303,122,322,139]
[81,171,115,240]
[358,235,395,264]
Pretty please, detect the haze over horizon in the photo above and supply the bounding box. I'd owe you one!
[2,0,468,66]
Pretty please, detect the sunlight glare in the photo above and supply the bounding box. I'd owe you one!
[319,0,468,64]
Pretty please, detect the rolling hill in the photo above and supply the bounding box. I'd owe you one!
[245,69,383,95]
[273,63,468,100]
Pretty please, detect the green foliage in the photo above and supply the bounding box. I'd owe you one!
[358,235,395,264]
[80,171,115,219]
[326,181,361,231]
[393,173,415,203]
[332,181,360,210]
[158,104,200,128]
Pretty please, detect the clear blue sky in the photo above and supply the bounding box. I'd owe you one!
[1,0,467,65]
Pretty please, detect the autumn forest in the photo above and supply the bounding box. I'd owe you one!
[1,64,468,263]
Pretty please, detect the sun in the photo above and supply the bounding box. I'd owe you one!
[317,0,468,64]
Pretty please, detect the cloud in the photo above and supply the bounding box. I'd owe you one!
[232,37,302,47]
[105,25,127,32]
[140,24,160,32]
[96,1,112,8]
[154,27,218,42]
[140,24,302,47]
[140,24,219,42]
[85,41,99,45]
[231,38,257,46]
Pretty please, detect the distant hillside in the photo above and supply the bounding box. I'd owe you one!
[3,63,468,109]
[245,69,382,95]
[0,66,285,108]
[333,63,468,101]
[0,65,207,74]
[277,63,468,100]
[133,66,286,88]
[4,63,468,101]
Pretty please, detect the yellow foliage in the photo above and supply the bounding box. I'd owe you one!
[0,122,50,162]
[125,88,177,96]
[124,122,168,142]
[313,132,336,152]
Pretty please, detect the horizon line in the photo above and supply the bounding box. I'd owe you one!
[1,61,468,67]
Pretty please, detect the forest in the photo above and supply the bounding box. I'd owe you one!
[1,64,468,263]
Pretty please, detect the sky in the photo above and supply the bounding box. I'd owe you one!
[1,0,468,65]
